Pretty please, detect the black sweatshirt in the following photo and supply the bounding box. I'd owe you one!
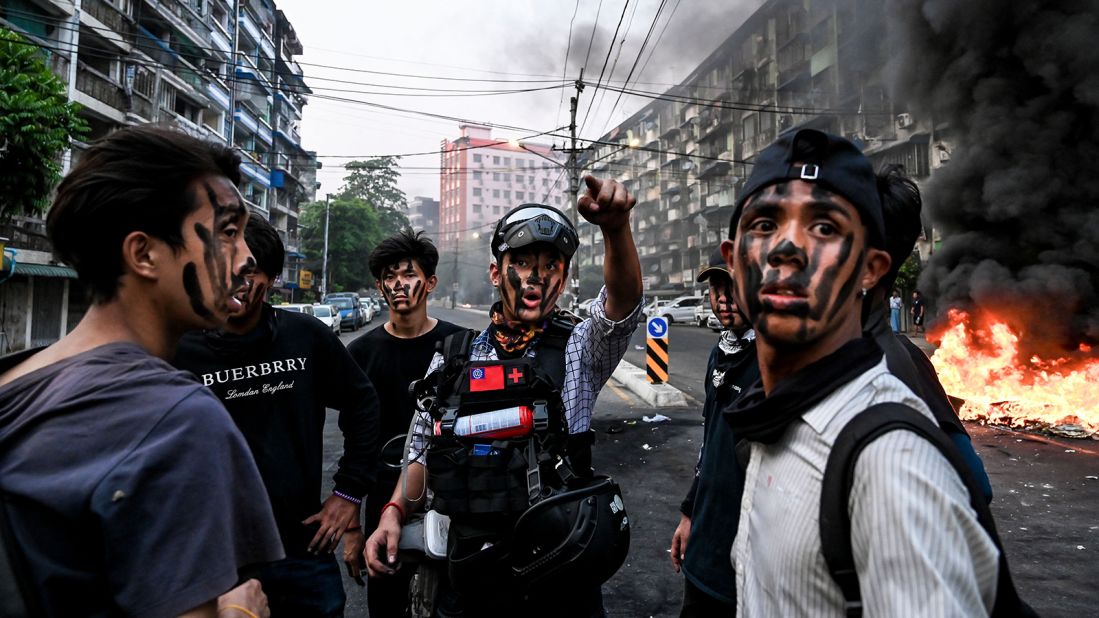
[174,304,380,557]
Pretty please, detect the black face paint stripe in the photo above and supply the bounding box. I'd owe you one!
[183,263,213,319]
[505,264,524,315]
[810,232,854,321]
[193,222,225,312]
[826,247,866,323]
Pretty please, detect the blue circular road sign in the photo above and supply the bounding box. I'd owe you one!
[647,316,669,339]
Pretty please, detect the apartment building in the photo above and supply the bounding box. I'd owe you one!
[0,0,317,351]
[408,196,439,237]
[438,123,569,254]
[584,0,947,297]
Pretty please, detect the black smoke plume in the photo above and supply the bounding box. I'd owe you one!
[886,0,1099,361]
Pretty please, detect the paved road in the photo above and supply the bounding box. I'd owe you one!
[323,305,1098,617]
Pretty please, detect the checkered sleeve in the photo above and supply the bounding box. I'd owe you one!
[407,351,445,464]
[562,286,644,432]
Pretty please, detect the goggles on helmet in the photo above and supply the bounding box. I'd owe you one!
[492,204,579,262]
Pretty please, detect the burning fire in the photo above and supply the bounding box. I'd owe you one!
[930,310,1099,437]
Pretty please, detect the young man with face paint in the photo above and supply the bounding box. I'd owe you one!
[669,248,759,618]
[721,129,999,616]
[174,213,380,617]
[0,126,282,617]
[346,229,464,617]
[364,176,643,617]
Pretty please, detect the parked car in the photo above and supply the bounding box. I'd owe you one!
[358,298,375,324]
[370,297,384,314]
[639,299,671,324]
[273,303,314,317]
[694,303,716,327]
[311,304,341,335]
[576,298,599,317]
[660,295,706,324]
[324,294,363,331]
[706,313,722,332]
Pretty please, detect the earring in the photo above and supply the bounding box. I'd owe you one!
[860,287,869,298]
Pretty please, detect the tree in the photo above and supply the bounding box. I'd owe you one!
[0,28,87,219]
[338,156,408,212]
[895,251,922,294]
[299,196,378,294]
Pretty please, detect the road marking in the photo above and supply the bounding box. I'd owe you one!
[606,380,634,403]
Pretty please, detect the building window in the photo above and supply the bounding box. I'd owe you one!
[493,189,501,198]
[503,157,511,166]
[493,205,501,215]
[528,175,534,184]
[473,154,482,163]
[473,171,482,181]
[503,173,511,182]
[473,188,482,196]
[542,178,549,187]
[493,172,501,181]
[493,155,501,164]
[516,191,524,200]
[504,190,511,200]
[473,204,482,214]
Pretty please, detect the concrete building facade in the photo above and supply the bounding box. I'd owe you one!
[438,123,569,255]
[584,0,946,298]
[0,0,318,351]
[407,195,439,238]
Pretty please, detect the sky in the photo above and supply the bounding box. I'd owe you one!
[275,0,764,200]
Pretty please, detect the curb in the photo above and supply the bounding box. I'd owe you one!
[612,360,689,408]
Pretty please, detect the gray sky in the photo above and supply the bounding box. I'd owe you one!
[276,0,763,200]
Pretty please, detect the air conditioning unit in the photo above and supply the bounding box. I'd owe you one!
[896,113,914,130]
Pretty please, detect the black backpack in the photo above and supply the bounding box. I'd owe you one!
[819,403,1037,617]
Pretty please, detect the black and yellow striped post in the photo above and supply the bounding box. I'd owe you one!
[645,316,670,384]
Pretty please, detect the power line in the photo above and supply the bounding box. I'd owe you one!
[554,0,582,130]
[581,0,605,72]
[595,0,667,139]
[584,0,641,138]
[633,0,681,87]
[578,0,630,136]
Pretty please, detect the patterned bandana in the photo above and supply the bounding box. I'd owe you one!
[488,301,545,355]
[718,328,756,356]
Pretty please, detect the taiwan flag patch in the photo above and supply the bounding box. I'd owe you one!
[469,365,505,392]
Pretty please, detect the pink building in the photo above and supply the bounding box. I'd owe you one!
[438,124,568,253]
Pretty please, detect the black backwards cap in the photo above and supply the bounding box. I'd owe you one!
[696,247,730,282]
[491,203,579,262]
[730,129,885,248]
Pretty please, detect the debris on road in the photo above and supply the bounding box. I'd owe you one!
[641,444,653,451]
[643,414,671,423]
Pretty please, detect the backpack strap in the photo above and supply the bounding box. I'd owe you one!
[819,402,1033,618]
[533,311,578,392]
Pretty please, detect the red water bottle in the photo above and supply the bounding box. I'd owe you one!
[435,405,535,439]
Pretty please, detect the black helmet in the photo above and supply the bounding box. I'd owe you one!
[509,476,629,590]
[491,204,579,263]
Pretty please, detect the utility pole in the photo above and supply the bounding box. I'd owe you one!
[60,0,81,175]
[553,69,586,310]
[320,194,330,297]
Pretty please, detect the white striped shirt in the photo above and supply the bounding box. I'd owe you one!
[407,286,642,462]
[733,358,1000,617]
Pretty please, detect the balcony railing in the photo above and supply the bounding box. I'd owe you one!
[85,0,131,35]
[76,62,125,110]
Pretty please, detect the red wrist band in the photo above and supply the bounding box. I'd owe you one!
[382,501,406,523]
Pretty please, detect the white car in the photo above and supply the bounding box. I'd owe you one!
[659,295,706,324]
[274,303,314,317]
[358,299,375,323]
[311,304,341,335]
[694,302,716,327]
[640,299,671,324]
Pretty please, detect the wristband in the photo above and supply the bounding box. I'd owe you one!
[382,501,406,523]
[219,605,259,618]
[333,490,362,505]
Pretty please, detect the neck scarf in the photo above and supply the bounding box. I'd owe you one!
[718,328,756,356]
[723,335,883,443]
[488,301,545,356]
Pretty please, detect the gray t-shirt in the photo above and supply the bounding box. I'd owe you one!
[0,342,284,617]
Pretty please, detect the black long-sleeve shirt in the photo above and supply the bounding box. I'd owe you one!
[174,304,380,557]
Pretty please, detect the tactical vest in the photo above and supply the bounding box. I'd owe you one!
[421,314,591,524]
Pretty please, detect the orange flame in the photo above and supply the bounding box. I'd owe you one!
[930,309,1099,437]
